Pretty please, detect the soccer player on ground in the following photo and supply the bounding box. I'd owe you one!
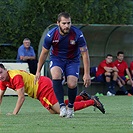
[35,12,91,118]
[0,64,105,116]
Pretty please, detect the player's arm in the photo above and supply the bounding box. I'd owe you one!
[10,87,25,115]
[112,66,119,72]
[80,46,91,87]
[0,89,6,105]
[104,66,113,72]
[126,68,133,86]
[35,47,49,83]
[131,70,133,77]
[20,56,36,61]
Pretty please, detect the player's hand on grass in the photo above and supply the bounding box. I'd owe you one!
[6,112,16,116]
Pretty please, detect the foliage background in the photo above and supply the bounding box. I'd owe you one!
[0,0,133,59]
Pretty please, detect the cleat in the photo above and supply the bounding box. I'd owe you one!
[66,108,74,118]
[59,106,67,117]
[91,96,105,114]
[127,93,132,96]
[79,90,91,100]
[107,91,115,96]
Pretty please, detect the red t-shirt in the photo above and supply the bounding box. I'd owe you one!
[96,60,115,77]
[130,61,133,71]
[113,60,128,77]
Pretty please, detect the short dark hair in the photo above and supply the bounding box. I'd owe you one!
[117,51,124,56]
[57,12,70,22]
[106,54,113,58]
[23,38,31,43]
[0,63,6,70]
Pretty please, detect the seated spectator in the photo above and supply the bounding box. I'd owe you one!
[16,38,37,75]
[126,61,133,94]
[95,54,118,96]
[114,51,132,96]
[130,61,133,76]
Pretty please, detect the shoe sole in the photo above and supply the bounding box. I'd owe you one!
[92,96,105,114]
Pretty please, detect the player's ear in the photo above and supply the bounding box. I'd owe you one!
[57,21,59,26]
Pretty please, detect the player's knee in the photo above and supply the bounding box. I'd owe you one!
[105,72,111,76]
[113,71,118,76]
[67,82,77,89]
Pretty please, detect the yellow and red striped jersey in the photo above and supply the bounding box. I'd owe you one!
[0,70,38,98]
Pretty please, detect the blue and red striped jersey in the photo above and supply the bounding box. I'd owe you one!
[43,26,87,60]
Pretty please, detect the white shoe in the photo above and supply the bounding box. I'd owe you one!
[66,108,74,118]
[107,91,115,96]
[59,106,67,117]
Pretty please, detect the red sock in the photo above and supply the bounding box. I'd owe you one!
[74,99,94,111]
[75,95,83,102]
[64,95,83,105]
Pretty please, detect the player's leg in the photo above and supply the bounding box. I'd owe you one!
[111,71,118,92]
[65,96,105,114]
[118,76,132,96]
[38,93,60,114]
[105,72,116,95]
[37,76,60,114]
[127,79,133,94]
[50,59,67,117]
[73,91,105,114]
[64,95,83,105]
[64,90,91,105]
[49,102,60,114]
[73,99,94,111]
[65,61,80,118]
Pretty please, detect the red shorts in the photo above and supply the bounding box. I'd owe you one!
[37,76,58,110]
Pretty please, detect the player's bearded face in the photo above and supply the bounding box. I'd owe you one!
[58,17,71,35]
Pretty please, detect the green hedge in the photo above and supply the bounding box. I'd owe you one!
[0,0,132,59]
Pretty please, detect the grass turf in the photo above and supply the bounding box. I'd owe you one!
[0,96,133,133]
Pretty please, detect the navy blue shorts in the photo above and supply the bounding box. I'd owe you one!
[49,58,80,78]
[95,74,105,82]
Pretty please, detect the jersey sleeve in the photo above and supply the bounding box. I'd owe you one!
[43,28,56,50]
[100,61,107,68]
[124,61,128,69]
[12,75,24,90]
[130,62,133,71]
[0,81,7,91]
[77,31,87,47]
[43,35,52,50]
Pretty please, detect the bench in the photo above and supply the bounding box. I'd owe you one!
[77,66,133,95]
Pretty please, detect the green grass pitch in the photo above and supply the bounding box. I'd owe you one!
[0,96,133,133]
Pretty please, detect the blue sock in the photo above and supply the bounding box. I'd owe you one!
[52,79,65,107]
[106,82,112,91]
[120,86,128,95]
[111,80,117,94]
[106,82,116,94]
[111,80,116,88]
[132,87,133,94]
[68,87,77,108]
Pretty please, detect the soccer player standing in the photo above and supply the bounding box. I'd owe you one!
[35,12,91,118]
